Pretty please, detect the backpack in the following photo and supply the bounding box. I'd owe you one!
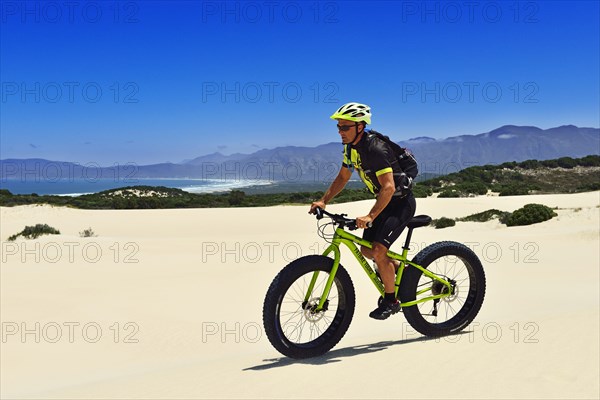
[368,130,419,180]
[369,130,419,197]
[345,130,418,196]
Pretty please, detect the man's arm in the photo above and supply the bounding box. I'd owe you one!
[356,171,395,228]
[322,166,352,204]
[368,172,395,218]
[309,166,352,213]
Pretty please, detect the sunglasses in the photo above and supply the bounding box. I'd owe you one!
[337,124,357,132]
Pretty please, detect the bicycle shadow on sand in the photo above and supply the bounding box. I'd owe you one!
[244,331,471,371]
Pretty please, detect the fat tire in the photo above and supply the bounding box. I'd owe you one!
[399,241,486,337]
[263,255,355,359]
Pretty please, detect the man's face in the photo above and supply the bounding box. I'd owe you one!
[337,120,362,144]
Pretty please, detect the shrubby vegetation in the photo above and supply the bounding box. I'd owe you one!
[456,209,510,223]
[1,155,597,209]
[0,183,432,209]
[436,188,456,198]
[79,227,97,237]
[419,155,599,196]
[497,184,535,196]
[505,204,557,227]
[0,186,376,209]
[412,184,433,198]
[8,224,60,241]
[437,203,557,228]
[432,217,456,229]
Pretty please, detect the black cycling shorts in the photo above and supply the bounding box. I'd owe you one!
[362,192,416,249]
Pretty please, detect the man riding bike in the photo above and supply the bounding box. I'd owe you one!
[309,102,417,320]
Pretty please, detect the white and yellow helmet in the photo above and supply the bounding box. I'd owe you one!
[330,102,372,125]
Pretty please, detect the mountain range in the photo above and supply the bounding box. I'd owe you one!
[2,125,599,182]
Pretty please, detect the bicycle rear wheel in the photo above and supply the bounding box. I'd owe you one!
[263,255,355,359]
[399,241,486,337]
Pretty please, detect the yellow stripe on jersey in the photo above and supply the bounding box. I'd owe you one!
[375,167,393,177]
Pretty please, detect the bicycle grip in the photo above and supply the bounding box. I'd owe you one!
[315,207,324,219]
[353,221,373,230]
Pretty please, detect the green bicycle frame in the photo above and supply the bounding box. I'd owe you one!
[304,226,453,311]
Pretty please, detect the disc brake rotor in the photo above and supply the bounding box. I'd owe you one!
[302,297,328,322]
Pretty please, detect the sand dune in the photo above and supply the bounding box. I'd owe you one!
[1,191,599,399]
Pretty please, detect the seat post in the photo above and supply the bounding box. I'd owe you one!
[403,228,414,251]
[402,215,432,252]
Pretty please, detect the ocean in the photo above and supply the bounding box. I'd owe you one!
[0,178,275,196]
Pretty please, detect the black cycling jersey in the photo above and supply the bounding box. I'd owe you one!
[342,129,406,196]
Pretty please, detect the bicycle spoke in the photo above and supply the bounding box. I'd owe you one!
[447,300,458,316]
[312,322,322,340]
[281,310,303,328]
[291,280,305,300]
[413,255,477,325]
[278,269,340,345]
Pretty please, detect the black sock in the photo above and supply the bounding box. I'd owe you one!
[384,292,396,304]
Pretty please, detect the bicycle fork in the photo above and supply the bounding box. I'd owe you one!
[303,231,388,312]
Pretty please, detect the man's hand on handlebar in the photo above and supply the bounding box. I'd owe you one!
[356,215,373,229]
[309,200,326,214]
[309,205,373,230]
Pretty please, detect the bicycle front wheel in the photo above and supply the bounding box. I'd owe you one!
[263,255,355,359]
[399,241,486,337]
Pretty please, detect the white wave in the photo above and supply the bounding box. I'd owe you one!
[180,180,274,194]
[55,192,94,197]
[22,179,275,197]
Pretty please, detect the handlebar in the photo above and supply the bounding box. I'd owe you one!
[313,207,372,231]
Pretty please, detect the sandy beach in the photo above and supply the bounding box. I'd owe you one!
[1,191,599,399]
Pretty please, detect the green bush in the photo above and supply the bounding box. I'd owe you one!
[438,189,460,198]
[540,159,559,168]
[333,188,373,203]
[579,155,600,167]
[458,209,510,222]
[576,182,600,192]
[228,190,246,206]
[79,227,97,237]
[458,182,488,196]
[498,212,511,225]
[505,204,557,227]
[498,161,518,169]
[556,157,578,169]
[497,184,530,196]
[8,224,61,241]
[433,217,456,229]
[519,159,541,170]
[412,185,433,198]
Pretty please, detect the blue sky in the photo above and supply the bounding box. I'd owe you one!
[1,0,599,165]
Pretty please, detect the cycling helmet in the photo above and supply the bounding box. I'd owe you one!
[330,102,371,125]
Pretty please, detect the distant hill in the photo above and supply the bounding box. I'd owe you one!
[415,155,600,197]
[1,155,599,209]
[1,125,598,181]
[396,125,600,175]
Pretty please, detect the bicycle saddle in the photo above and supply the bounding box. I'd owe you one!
[407,215,432,229]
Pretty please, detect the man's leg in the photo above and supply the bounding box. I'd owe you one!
[371,242,396,293]
[360,246,374,260]
[367,195,416,320]
[368,241,401,320]
[361,245,399,270]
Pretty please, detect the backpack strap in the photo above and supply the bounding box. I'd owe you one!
[342,144,354,170]
[367,130,404,158]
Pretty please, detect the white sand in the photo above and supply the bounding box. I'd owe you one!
[1,191,599,399]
